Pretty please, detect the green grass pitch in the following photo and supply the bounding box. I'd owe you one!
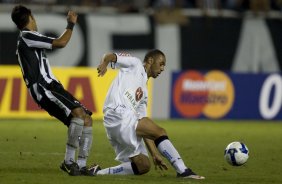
[0,119,282,184]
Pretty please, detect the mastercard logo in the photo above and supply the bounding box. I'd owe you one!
[172,70,235,119]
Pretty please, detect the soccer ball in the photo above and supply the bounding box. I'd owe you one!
[224,142,249,166]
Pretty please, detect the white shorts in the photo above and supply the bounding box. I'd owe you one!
[103,106,148,162]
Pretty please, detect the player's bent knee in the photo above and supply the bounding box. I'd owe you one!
[84,115,92,127]
[132,155,151,175]
[135,162,151,175]
[71,107,86,119]
[138,160,151,174]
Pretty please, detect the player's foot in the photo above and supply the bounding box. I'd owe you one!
[80,164,101,176]
[60,160,81,176]
[177,168,205,180]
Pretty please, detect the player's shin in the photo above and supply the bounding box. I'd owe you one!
[154,135,187,174]
[97,162,138,175]
[64,118,84,164]
[77,126,93,168]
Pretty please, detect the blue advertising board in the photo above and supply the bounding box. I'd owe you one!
[170,70,282,120]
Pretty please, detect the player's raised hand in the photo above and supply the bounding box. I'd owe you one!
[97,62,108,77]
[67,10,77,24]
[153,154,168,171]
[98,53,117,77]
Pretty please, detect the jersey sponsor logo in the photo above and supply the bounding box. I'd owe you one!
[172,70,234,119]
[124,90,138,109]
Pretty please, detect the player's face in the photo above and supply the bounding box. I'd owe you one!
[151,55,166,78]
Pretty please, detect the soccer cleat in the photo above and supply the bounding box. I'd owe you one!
[60,160,81,176]
[80,164,101,176]
[177,168,205,180]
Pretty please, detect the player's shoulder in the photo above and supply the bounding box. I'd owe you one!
[116,52,140,60]
[21,30,42,39]
[116,52,143,65]
[116,52,131,57]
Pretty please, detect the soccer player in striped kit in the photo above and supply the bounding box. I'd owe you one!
[11,5,95,176]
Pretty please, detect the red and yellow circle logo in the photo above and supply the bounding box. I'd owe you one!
[173,70,234,119]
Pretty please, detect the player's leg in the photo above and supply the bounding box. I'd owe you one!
[29,85,82,176]
[65,108,94,176]
[64,101,94,174]
[136,117,204,179]
[77,114,93,171]
[96,154,150,175]
[54,84,93,171]
[64,107,84,165]
[35,82,94,175]
[39,102,87,175]
[130,154,151,174]
[136,117,186,174]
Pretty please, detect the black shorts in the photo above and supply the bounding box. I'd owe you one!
[28,81,92,126]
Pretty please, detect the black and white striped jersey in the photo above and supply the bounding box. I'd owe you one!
[16,28,58,88]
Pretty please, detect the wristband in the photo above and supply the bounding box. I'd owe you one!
[66,22,75,30]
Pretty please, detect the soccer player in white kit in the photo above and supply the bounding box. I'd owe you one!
[96,49,204,179]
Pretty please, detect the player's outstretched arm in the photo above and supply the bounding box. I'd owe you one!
[144,138,168,171]
[52,10,77,48]
[97,53,117,77]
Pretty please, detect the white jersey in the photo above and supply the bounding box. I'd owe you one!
[103,53,148,119]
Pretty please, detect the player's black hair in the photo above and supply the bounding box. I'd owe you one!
[144,49,165,63]
[11,5,32,30]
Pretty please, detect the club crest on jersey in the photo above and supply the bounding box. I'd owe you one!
[135,87,143,101]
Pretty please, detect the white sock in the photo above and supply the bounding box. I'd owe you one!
[97,162,135,175]
[64,145,76,164]
[64,118,84,164]
[156,136,187,174]
[77,159,87,169]
[78,127,93,169]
